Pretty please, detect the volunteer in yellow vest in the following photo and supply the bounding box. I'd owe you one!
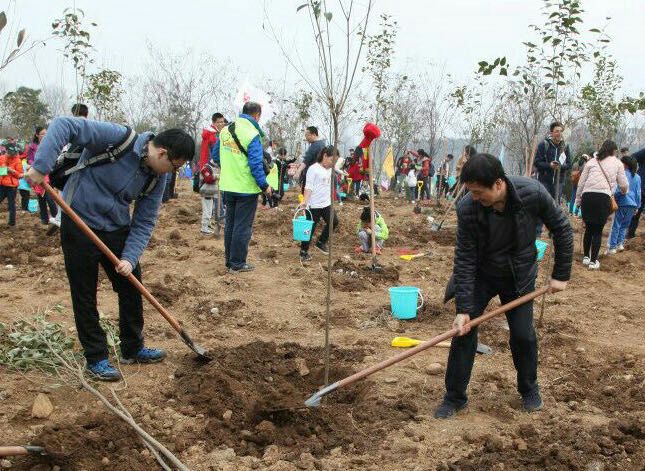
[212,101,272,272]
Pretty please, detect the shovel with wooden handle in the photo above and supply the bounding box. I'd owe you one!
[0,446,47,457]
[431,184,465,232]
[305,286,549,407]
[43,183,212,362]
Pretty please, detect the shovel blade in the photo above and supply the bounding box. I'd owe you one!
[179,330,212,362]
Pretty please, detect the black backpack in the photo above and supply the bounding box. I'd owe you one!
[49,127,137,190]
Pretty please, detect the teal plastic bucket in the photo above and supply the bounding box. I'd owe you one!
[28,199,38,213]
[293,209,314,242]
[389,286,424,320]
[535,240,548,261]
[283,183,289,192]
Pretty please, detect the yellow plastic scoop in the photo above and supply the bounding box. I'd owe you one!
[400,253,426,261]
[391,337,451,348]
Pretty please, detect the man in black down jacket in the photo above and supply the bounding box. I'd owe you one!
[435,153,573,419]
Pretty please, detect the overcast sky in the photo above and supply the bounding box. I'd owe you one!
[1,0,643,103]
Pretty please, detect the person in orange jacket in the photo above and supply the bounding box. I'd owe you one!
[0,144,24,226]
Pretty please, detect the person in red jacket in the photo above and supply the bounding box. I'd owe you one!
[347,151,364,196]
[199,113,226,169]
[0,144,24,226]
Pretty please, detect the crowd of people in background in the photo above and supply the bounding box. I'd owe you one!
[2,107,643,279]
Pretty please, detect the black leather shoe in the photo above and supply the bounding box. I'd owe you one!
[434,401,468,419]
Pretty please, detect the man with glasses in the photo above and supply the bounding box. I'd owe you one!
[26,117,195,381]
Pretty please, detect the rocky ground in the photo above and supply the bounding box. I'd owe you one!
[0,178,643,470]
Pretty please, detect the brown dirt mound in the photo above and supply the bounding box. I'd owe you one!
[165,341,418,458]
[22,413,149,471]
[442,417,645,471]
[627,233,645,252]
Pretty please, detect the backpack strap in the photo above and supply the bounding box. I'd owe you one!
[62,127,137,178]
[228,123,248,157]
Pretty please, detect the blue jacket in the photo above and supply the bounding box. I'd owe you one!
[32,117,167,267]
[615,169,641,208]
[210,113,267,194]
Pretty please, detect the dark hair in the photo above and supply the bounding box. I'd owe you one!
[278,147,287,156]
[622,155,638,175]
[550,121,563,132]
[620,147,629,154]
[597,140,617,161]
[360,206,372,222]
[242,101,262,116]
[212,112,224,122]
[460,153,506,187]
[306,126,319,136]
[464,145,477,158]
[447,153,454,159]
[71,103,88,117]
[33,126,45,144]
[417,149,427,157]
[316,145,338,163]
[152,129,195,162]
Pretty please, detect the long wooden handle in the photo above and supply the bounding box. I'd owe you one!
[0,447,29,457]
[43,183,183,333]
[336,286,549,389]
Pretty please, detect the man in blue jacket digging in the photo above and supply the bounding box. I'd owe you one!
[26,117,195,381]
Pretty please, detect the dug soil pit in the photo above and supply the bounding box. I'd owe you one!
[166,341,419,459]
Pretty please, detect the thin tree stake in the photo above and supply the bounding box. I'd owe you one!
[323,153,336,387]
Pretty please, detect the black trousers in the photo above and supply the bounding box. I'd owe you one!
[0,186,17,225]
[60,213,144,363]
[300,205,338,252]
[37,193,57,224]
[583,222,604,261]
[444,274,538,406]
[19,189,29,210]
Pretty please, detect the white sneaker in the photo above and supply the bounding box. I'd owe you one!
[607,248,617,255]
[588,260,600,270]
[48,216,61,228]
[200,227,214,235]
[582,256,591,266]
[617,244,625,252]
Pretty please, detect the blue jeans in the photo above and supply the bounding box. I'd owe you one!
[223,192,258,269]
[568,186,580,216]
[609,207,637,249]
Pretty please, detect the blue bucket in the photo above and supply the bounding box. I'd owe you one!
[389,286,424,320]
[293,209,314,242]
[535,240,548,261]
[283,183,289,192]
[28,199,38,213]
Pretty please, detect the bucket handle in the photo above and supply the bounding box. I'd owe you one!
[417,289,424,311]
[293,207,312,221]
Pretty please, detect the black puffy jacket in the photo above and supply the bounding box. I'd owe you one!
[452,176,573,315]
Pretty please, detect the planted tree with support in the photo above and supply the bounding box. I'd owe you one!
[265,0,374,386]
